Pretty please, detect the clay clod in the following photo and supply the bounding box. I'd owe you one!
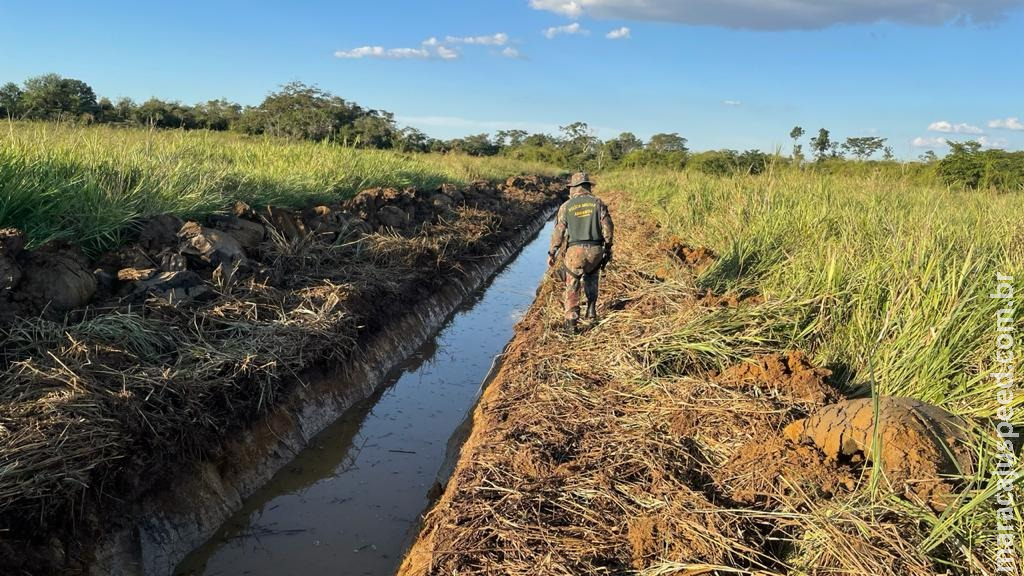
[208,215,266,250]
[262,206,308,241]
[784,396,974,509]
[661,237,716,271]
[0,229,26,291]
[717,351,839,405]
[15,241,97,311]
[138,214,184,252]
[177,222,246,268]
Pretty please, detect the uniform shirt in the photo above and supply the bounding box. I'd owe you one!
[549,189,614,255]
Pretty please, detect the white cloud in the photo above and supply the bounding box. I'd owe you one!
[337,32,515,61]
[529,0,1024,30]
[544,22,590,38]
[606,26,631,39]
[436,46,461,60]
[928,120,984,134]
[988,117,1024,130]
[722,100,742,107]
[335,46,431,59]
[445,33,510,46]
[502,46,523,58]
[912,136,949,148]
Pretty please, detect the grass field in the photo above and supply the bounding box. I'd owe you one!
[601,167,1023,570]
[0,121,558,252]
[1,121,1021,572]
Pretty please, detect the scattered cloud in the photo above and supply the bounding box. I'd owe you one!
[445,33,510,46]
[337,32,514,61]
[988,117,1024,130]
[335,46,432,59]
[912,136,949,148]
[528,0,1024,30]
[979,136,1009,149]
[436,46,461,60]
[544,22,590,38]
[928,120,984,134]
[912,134,1007,149]
[606,26,631,39]
[722,100,742,107]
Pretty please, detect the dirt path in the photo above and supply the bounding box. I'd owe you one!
[399,190,974,576]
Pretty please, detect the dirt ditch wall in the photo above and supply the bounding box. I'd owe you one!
[92,204,557,576]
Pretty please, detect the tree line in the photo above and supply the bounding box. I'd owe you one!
[0,74,401,148]
[2,73,1020,187]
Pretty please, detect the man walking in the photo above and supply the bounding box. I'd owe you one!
[547,172,614,334]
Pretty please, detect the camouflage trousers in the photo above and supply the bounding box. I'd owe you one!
[562,244,604,321]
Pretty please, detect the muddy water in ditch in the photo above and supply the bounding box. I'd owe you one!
[176,220,555,576]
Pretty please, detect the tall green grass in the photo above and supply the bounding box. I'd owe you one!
[606,167,1022,417]
[0,121,558,252]
[604,167,1023,570]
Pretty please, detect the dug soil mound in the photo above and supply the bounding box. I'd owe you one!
[0,175,565,575]
[715,351,841,406]
[660,236,716,271]
[400,191,978,576]
[785,396,975,511]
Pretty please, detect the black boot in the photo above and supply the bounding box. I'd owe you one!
[564,318,578,335]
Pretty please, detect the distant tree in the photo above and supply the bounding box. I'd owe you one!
[459,133,500,156]
[395,127,429,153]
[134,98,174,127]
[938,140,985,188]
[194,99,241,130]
[737,149,771,175]
[647,132,688,153]
[559,121,599,165]
[919,150,939,163]
[348,112,397,148]
[95,97,115,123]
[809,128,832,162]
[0,82,22,118]
[842,136,887,160]
[789,126,805,160]
[495,129,528,148]
[604,132,643,160]
[690,149,739,176]
[114,97,137,123]
[19,74,99,120]
[882,146,895,161]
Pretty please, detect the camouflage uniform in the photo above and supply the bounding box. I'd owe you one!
[548,173,614,331]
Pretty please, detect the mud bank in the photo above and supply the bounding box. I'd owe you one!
[0,176,565,575]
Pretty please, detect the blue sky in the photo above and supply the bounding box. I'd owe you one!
[1,0,1022,156]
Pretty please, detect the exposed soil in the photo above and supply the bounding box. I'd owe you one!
[400,191,976,576]
[660,235,717,272]
[0,175,565,575]
[785,396,975,511]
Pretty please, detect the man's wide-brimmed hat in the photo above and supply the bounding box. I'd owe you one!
[569,172,592,187]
